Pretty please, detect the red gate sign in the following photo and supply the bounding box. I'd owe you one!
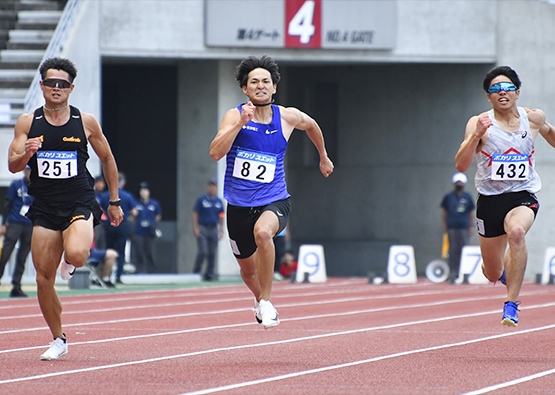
[285,0,322,48]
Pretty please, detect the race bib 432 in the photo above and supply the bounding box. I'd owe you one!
[491,153,529,181]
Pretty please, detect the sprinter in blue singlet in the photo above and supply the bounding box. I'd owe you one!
[210,55,334,329]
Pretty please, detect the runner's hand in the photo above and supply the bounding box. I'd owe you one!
[108,206,124,227]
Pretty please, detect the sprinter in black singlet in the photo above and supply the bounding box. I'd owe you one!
[7,58,123,360]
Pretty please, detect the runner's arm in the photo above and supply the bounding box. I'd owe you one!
[455,114,490,172]
[8,114,36,173]
[282,107,334,178]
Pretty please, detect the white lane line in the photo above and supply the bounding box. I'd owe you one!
[0,278,370,310]
[1,288,554,347]
[0,287,492,320]
[1,280,549,321]
[0,279,431,312]
[462,368,555,394]
[1,313,554,388]
[180,322,555,395]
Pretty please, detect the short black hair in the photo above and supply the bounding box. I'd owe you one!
[235,55,281,88]
[39,57,77,82]
[482,66,521,93]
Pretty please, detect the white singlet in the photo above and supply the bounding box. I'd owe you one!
[475,107,541,195]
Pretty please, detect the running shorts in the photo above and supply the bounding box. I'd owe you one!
[226,198,291,259]
[476,191,539,238]
[26,197,103,231]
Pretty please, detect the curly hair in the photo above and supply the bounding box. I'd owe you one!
[235,55,281,88]
[39,57,78,82]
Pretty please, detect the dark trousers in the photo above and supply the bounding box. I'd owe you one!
[0,223,33,287]
[102,220,130,281]
[274,235,286,272]
[132,234,156,273]
[193,225,218,279]
[447,228,470,279]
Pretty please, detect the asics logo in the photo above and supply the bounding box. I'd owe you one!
[521,131,527,138]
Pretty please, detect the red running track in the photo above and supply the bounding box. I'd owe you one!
[1,278,555,394]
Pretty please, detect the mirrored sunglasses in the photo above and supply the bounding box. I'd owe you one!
[42,78,72,89]
[488,82,517,94]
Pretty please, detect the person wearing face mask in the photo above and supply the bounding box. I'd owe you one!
[440,172,475,284]
[455,65,555,326]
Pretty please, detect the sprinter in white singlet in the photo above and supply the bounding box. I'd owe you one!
[455,66,555,327]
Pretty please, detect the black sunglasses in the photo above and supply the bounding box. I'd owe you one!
[42,78,72,89]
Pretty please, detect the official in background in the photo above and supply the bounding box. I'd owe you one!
[440,172,475,283]
[0,166,33,297]
[193,179,224,281]
[132,182,162,273]
[99,172,136,284]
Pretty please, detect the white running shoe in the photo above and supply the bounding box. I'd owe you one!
[254,298,262,324]
[259,299,279,329]
[40,337,68,361]
[59,258,76,280]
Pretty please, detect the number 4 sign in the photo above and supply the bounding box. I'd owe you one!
[285,0,321,48]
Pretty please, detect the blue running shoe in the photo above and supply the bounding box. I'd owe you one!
[497,271,506,285]
[501,301,520,326]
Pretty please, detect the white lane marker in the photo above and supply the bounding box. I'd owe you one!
[2,307,555,387]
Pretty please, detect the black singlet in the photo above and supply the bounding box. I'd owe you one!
[27,106,94,203]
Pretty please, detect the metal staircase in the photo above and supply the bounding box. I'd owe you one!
[0,0,66,128]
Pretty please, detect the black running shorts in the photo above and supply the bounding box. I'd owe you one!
[226,198,291,259]
[476,191,539,238]
[26,197,103,231]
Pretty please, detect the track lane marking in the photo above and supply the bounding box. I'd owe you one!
[0,288,546,336]
[462,368,555,394]
[1,291,554,346]
[0,278,370,310]
[0,287,512,320]
[180,322,555,394]
[1,311,555,388]
[0,279,435,312]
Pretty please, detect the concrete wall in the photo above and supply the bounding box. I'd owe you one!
[496,0,555,278]
[33,0,555,278]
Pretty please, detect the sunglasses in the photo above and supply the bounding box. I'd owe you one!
[488,82,517,94]
[42,78,72,89]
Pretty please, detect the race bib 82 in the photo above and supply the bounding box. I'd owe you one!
[232,148,276,183]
